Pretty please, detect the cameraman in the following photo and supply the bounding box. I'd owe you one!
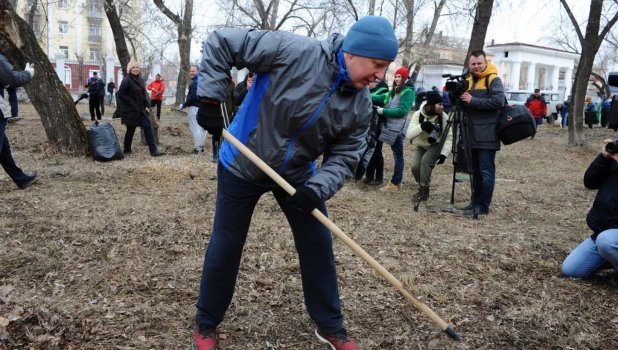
[459,50,505,216]
[405,91,452,201]
[562,140,618,278]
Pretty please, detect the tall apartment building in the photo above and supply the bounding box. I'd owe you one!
[11,0,143,91]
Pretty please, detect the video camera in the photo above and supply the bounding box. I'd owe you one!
[442,69,470,101]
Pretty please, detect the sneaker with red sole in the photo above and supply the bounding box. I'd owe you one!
[315,328,359,350]
[192,324,219,350]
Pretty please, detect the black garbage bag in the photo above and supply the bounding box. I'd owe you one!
[88,122,124,161]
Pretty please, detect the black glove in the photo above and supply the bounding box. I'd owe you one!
[197,99,224,139]
[421,121,435,133]
[291,186,320,212]
[436,154,446,165]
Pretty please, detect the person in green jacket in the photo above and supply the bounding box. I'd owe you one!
[372,67,415,191]
[405,91,452,201]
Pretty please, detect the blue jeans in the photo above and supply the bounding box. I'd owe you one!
[389,133,405,185]
[561,113,568,128]
[0,87,18,117]
[562,230,618,278]
[471,149,496,212]
[108,93,114,106]
[0,118,29,186]
[196,165,343,333]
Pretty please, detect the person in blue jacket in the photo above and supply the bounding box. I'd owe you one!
[192,16,398,350]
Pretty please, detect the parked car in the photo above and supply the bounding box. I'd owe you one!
[505,89,565,120]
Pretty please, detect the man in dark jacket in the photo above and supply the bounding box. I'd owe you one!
[562,139,618,278]
[107,78,116,107]
[0,54,37,189]
[97,74,106,115]
[85,72,102,121]
[232,71,254,106]
[193,16,398,350]
[459,49,505,216]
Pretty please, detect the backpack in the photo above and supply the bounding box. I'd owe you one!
[497,104,536,145]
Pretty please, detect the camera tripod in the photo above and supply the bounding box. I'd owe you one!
[414,101,478,219]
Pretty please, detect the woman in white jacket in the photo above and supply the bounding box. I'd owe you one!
[405,91,453,201]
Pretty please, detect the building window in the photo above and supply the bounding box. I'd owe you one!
[59,46,69,58]
[59,21,68,34]
[88,23,102,36]
[89,48,99,61]
[440,53,448,59]
[505,52,509,58]
[88,0,100,11]
[59,0,68,9]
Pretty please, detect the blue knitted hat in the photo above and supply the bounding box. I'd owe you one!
[342,16,398,62]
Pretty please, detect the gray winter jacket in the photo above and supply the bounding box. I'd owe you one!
[0,54,31,88]
[197,29,372,200]
[463,62,504,151]
[0,54,32,118]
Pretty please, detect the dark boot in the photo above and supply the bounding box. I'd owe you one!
[418,186,430,201]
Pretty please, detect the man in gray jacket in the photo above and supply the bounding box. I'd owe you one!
[0,54,37,189]
[193,16,398,350]
[459,50,505,216]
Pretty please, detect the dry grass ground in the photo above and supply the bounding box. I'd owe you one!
[1,102,618,349]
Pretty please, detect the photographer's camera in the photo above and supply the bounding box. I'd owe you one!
[606,140,618,155]
[428,123,441,144]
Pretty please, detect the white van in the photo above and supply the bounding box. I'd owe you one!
[505,90,565,119]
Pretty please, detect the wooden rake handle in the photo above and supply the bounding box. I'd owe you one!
[221,129,462,342]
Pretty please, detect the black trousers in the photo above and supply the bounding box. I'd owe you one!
[89,97,101,120]
[150,100,162,120]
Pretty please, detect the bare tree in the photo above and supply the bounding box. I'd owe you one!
[409,0,447,82]
[560,0,618,146]
[0,6,88,155]
[463,0,494,68]
[152,0,193,105]
[103,0,132,76]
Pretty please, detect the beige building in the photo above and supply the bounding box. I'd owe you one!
[12,0,142,89]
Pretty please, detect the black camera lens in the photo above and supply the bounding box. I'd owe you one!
[428,131,438,144]
[606,140,618,155]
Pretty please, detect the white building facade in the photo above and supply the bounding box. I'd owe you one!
[485,43,579,98]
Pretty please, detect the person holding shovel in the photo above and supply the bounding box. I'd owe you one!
[193,16,398,350]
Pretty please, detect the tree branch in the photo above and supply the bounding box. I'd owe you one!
[559,0,584,43]
[152,0,181,25]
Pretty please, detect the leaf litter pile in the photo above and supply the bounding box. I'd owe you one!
[1,105,618,349]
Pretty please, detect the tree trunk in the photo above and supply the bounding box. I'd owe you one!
[568,50,592,146]
[400,0,414,69]
[152,0,193,105]
[0,6,88,155]
[561,0,618,147]
[464,0,494,68]
[409,0,446,83]
[368,0,375,15]
[103,0,131,76]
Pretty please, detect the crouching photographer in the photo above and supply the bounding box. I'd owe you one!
[405,91,452,201]
[562,139,618,278]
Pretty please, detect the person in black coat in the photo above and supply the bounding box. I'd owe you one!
[232,71,254,106]
[562,139,618,278]
[85,72,102,121]
[116,60,165,157]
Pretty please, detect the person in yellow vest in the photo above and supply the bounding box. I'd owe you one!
[458,49,505,216]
